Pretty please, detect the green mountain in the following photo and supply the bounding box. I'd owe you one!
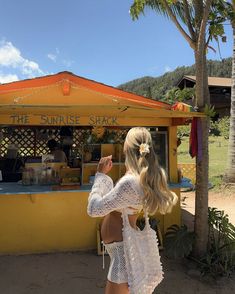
[118,58,232,101]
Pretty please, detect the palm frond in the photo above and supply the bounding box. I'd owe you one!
[130,0,195,24]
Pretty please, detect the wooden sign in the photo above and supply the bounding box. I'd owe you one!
[0,114,171,127]
[7,114,119,126]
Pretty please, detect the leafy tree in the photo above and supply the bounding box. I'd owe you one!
[163,87,181,104]
[163,86,195,104]
[129,0,232,257]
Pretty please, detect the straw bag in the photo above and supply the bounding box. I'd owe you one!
[122,208,163,294]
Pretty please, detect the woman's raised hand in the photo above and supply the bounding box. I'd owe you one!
[97,155,113,174]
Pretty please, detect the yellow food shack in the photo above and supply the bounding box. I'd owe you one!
[0,71,203,255]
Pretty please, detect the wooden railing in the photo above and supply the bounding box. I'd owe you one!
[178,163,196,184]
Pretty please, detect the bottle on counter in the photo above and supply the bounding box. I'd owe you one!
[22,168,33,185]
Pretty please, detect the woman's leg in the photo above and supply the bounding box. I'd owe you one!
[105,280,129,294]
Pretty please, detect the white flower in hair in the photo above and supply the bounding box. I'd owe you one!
[139,143,150,156]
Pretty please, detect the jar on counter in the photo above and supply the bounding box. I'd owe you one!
[22,168,33,185]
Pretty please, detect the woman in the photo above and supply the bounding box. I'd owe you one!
[87,127,177,294]
[47,139,67,163]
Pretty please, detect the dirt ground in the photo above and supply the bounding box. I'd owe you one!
[181,188,235,231]
[0,189,234,294]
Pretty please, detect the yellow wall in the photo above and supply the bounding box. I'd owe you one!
[0,187,180,255]
[156,188,181,234]
[0,126,181,255]
[161,126,181,233]
[0,191,99,254]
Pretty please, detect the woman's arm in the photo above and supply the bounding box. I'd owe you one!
[91,172,114,197]
[87,173,142,217]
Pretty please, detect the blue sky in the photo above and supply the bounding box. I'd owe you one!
[0,0,233,86]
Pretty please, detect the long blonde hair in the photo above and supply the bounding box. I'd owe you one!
[124,127,177,215]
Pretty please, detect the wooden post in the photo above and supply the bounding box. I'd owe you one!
[163,126,181,233]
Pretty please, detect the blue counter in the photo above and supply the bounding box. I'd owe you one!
[0,182,92,195]
[0,181,185,195]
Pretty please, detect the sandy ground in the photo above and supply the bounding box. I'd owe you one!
[181,188,235,231]
[0,189,235,294]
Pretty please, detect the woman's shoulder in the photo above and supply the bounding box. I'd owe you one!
[117,173,143,193]
[119,172,139,183]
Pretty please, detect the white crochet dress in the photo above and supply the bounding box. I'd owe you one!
[87,172,163,293]
[87,172,143,217]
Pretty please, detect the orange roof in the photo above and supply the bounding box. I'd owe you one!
[0,71,205,122]
[0,71,172,110]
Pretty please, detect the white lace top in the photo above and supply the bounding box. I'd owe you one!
[87,172,164,293]
[87,172,144,217]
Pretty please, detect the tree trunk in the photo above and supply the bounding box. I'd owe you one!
[193,48,209,257]
[224,24,235,183]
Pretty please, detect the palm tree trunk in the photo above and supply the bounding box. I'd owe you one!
[193,48,209,257]
[224,22,235,183]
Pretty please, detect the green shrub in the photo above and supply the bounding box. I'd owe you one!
[199,207,235,277]
[164,208,235,278]
[217,117,230,139]
[209,120,220,136]
[178,116,230,139]
[210,116,230,139]
[177,125,191,138]
[164,87,195,104]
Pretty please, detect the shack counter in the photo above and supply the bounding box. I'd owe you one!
[0,182,181,254]
[0,71,204,255]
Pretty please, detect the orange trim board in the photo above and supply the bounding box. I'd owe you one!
[0,104,205,119]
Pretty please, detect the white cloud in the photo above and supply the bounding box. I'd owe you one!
[47,48,73,68]
[0,74,19,83]
[0,40,44,78]
[47,53,57,62]
[47,48,60,63]
[62,59,74,67]
[0,42,21,67]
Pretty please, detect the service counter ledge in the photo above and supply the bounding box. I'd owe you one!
[0,181,182,194]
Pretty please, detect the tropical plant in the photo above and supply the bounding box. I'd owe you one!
[164,224,195,258]
[163,86,195,104]
[224,0,235,183]
[129,0,232,258]
[210,116,230,139]
[199,207,235,277]
[163,87,180,104]
[177,124,191,138]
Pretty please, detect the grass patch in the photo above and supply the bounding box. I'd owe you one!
[178,136,228,191]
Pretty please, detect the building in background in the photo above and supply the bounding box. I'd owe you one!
[177,75,231,119]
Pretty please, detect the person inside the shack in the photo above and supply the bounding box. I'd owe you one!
[87,127,178,294]
[47,139,68,163]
